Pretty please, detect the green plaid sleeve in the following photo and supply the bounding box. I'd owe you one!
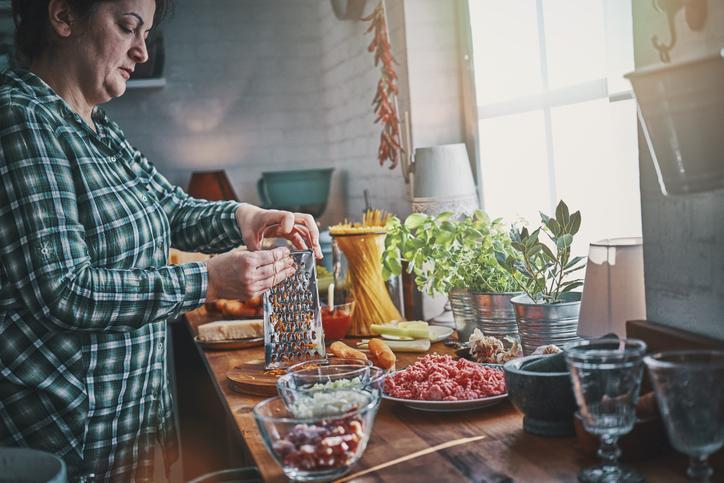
[0,103,207,332]
[130,150,244,253]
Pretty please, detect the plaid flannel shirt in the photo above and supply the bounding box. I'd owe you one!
[0,69,243,481]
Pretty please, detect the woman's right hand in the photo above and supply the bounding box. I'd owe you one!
[205,246,296,301]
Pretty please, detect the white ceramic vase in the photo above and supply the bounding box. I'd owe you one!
[410,143,479,216]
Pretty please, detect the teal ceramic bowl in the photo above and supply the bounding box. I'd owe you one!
[0,447,68,483]
[257,168,334,218]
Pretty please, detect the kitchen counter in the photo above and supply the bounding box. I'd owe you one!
[178,307,719,482]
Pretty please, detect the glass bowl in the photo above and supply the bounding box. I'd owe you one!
[277,366,387,409]
[286,358,373,386]
[253,392,380,481]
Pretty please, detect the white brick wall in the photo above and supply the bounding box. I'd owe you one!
[104,0,469,225]
[105,0,430,228]
[105,0,332,219]
[317,0,411,222]
[632,0,724,340]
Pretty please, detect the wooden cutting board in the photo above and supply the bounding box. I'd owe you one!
[226,359,282,397]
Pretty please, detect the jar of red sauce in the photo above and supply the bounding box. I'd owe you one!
[321,301,355,340]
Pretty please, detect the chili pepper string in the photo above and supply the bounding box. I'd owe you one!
[363,1,403,170]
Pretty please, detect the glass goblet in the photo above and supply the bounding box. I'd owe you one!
[644,350,724,481]
[565,338,647,483]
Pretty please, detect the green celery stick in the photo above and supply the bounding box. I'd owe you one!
[370,324,430,339]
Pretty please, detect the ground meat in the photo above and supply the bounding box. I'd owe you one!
[384,353,506,401]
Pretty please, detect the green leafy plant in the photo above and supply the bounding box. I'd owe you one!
[460,219,521,294]
[495,200,585,304]
[381,210,520,296]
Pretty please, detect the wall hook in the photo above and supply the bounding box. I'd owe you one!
[651,0,708,63]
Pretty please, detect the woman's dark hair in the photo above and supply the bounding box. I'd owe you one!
[12,0,173,65]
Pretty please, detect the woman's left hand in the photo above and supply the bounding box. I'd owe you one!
[236,204,322,259]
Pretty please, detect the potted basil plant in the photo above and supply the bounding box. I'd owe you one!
[381,210,521,341]
[495,200,586,355]
[457,216,524,346]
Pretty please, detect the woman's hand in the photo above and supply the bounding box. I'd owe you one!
[205,246,296,301]
[235,203,322,259]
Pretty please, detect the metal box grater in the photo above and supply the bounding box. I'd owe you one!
[263,249,326,369]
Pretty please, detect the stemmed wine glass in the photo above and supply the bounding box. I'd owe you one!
[565,338,647,482]
[644,350,724,482]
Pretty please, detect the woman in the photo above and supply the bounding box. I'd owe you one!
[0,0,322,480]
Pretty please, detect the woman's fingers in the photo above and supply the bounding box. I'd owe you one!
[252,246,290,266]
[294,213,322,259]
[255,255,295,279]
[207,246,301,301]
[278,211,296,236]
[247,208,321,259]
[289,231,308,251]
[250,264,297,293]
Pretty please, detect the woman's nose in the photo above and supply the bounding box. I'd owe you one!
[130,36,149,64]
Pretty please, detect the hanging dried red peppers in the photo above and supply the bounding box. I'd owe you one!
[363,1,402,170]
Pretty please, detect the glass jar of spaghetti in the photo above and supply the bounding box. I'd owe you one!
[329,231,402,336]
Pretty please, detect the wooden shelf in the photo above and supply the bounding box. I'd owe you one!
[126,78,166,89]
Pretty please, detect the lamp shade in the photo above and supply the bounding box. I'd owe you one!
[578,237,646,338]
[187,170,238,201]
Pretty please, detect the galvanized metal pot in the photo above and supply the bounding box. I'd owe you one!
[511,292,581,355]
[470,292,521,345]
[448,287,475,341]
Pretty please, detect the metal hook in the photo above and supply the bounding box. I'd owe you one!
[651,0,708,63]
[651,0,682,63]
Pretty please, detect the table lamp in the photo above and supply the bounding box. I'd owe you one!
[187,170,238,201]
[578,237,646,338]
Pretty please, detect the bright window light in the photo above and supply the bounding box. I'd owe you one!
[468,0,641,258]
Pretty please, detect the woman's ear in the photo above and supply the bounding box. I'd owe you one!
[47,0,76,38]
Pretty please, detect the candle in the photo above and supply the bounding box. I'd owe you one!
[328,282,335,309]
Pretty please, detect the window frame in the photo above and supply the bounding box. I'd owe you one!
[462,0,635,215]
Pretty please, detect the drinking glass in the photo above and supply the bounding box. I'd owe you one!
[644,350,724,481]
[565,338,647,482]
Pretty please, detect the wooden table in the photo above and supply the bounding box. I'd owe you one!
[183,309,721,482]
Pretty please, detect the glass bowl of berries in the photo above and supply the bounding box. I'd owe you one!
[253,390,380,481]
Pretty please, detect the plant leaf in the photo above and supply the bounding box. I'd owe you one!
[540,244,556,261]
[556,234,573,250]
[546,218,561,237]
[560,281,584,293]
[563,255,585,270]
[404,213,427,230]
[436,211,454,222]
[555,200,570,225]
[570,211,582,235]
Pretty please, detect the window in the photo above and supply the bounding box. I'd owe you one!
[467,0,641,258]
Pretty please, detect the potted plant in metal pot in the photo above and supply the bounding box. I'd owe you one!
[381,211,473,333]
[381,211,521,342]
[495,200,586,355]
[458,216,524,352]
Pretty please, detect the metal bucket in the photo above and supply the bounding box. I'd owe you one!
[470,292,521,345]
[449,287,476,342]
[511,292,581,355]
